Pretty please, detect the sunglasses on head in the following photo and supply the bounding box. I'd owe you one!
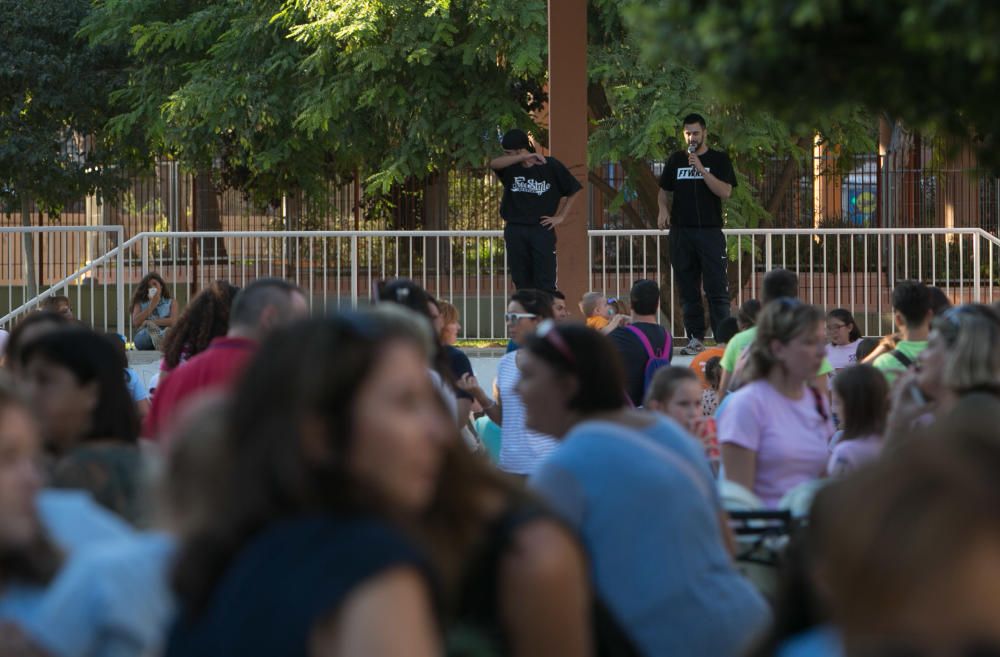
[536,320,577,368]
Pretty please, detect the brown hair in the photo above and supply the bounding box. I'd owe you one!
[745,299,825,382]
[831,364,888,441]
[130,272,171,310]
[644,366,699,407]
[811,432,1000,640]
[161,281,240,370]
[437,300,460,343]
[930,304,1000,395]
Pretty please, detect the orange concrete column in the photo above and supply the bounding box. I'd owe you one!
[549,0,589,317]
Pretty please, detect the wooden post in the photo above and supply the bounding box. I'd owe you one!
[549,0,589,318]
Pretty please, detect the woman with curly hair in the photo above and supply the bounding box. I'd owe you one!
[131,273,178,351]
[158,281,240,385]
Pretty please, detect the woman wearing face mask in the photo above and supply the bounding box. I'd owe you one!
[18,328,146,526]
[718,299,835,508]
[517,322,769,657]
[131,273,178,351]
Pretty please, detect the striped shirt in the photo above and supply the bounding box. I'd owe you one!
[497,351,559,474]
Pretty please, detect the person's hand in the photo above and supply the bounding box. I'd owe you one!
[657,210,669,229]
[524,153,546,165]
[540,214,564,230]
[887,369,930,429]
[149,284,161,300]
[688,152,706,175]
[456,372,481,395]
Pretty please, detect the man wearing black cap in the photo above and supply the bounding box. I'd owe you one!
[490,129,582,293]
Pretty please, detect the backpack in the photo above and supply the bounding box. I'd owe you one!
[627,325,672,400]
[889,349,914,369]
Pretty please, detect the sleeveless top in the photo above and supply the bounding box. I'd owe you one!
[139,297,173,319]
[165,514,434,657]
[450,503,641,657]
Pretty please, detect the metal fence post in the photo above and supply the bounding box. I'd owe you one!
[116,227,125,336]
[765,233,774,272]
[974,232,982,303]
[350,235,359,307]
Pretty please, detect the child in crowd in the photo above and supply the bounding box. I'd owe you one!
[703,356,723,417]
[579,291,610,330]
[828,364,888,476]
[825,308,863,372]
[691,316,738,388]
[645,367,720,475]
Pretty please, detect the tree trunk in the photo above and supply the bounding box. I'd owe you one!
[423,172,450,273]
[192,169,227,259]
[21,195,38,301]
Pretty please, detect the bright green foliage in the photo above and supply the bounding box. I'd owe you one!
[628,0,1000,169]
[0,0,131,213]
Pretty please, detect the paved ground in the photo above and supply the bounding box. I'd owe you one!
[130,347,696,395]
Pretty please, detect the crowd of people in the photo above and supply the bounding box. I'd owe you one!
[1,266,999,657]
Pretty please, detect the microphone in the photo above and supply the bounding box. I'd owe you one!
[687,143,697,154]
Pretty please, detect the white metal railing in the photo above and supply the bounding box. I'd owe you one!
[0,227,125,334]
[591,227,1000,338]
[5,227,1000,342]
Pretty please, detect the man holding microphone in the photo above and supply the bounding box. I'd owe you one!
[658,113,737,355]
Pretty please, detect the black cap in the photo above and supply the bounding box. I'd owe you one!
[501,129,531,151]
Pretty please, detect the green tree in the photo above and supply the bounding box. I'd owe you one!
[0,0,131,296]
[628,0,1000,169]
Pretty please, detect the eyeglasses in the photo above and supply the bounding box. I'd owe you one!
[826,322,847,332]
[536,320,577,367]
[505,312,538,324]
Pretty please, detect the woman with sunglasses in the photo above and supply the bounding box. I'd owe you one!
[519,322,769,657]
[458,289,558,477]
[718,299,835,508]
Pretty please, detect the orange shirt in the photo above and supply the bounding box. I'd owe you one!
[586,315,609,330]
[689,346,726,388]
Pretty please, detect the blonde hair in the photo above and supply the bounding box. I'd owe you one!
[745,299,824,382]
[931,304,1000,394]
[437,300,459,343]
[580,291,604,317]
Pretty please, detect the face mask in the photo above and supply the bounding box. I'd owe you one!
[148,288,157,300]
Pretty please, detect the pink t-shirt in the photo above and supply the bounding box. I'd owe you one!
[719,380,835,508]
[827,432,882,476]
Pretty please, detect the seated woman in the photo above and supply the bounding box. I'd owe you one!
[520,322,770,657]
[131,273,178,351]
[719,299,835,508]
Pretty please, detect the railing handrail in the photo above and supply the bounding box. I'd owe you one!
[0,226,125,234]
[591,227,998,237]
[0,227,126,328]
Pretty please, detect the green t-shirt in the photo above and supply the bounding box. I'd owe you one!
[873,340,928,386]
[719,326,834,376]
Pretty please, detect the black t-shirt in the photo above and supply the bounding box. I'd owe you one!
[608,322,670,407]
[496,156,583,225]
[658,148,737,228]
[445,345,474,400]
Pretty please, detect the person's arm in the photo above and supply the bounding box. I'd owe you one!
[500,521,593,657]
[489,152,546,171]
[135,398,151,420]
[600,313,629,335]
[152,299,178,328]
[131,301,156,328]
[457,373,502,425]
[310,567,439,657]
[721,443,757,492]
[716,368,733,403]
[657,188,671,228]
[456,398,473,426]
[689,153,733,199]
[540,190,580,230]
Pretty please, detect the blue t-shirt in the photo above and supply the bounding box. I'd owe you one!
[24,533,175,657]
[125,368,149,402]
[165,514,433,657]
[0,491,134,626]
[530,419,770,657]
